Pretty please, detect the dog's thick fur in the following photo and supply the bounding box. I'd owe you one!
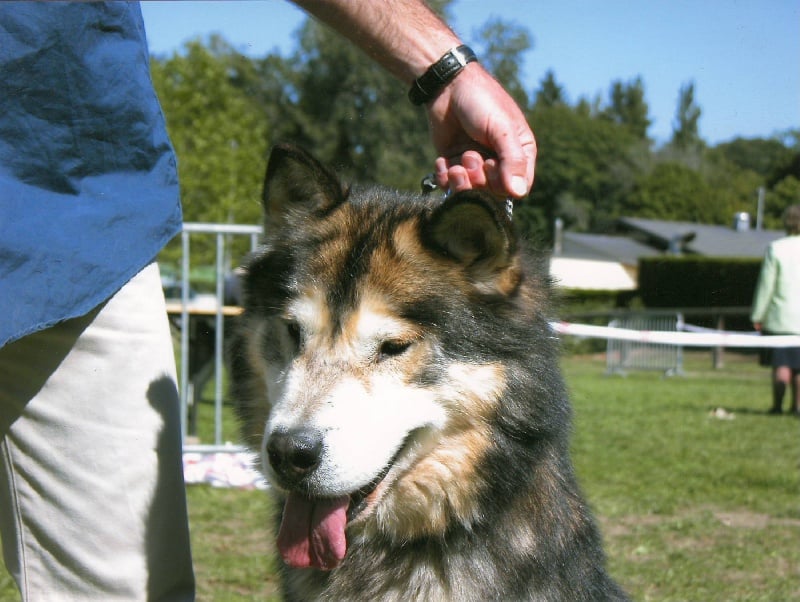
[230,144,628,601]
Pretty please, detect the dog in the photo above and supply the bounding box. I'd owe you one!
[230,144,628,601]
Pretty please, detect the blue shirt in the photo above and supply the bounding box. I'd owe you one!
[0,2,181,347]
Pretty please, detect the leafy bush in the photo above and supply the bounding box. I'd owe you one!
[638,256,761,309]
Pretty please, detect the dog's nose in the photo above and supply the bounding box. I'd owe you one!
[266,428,323,479]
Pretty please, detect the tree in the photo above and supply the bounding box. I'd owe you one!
[150,36,270,268]
[625,163,702,220]
[150,36,268,227]
[534,70,567,109]
[765,176,800,229]
[624,162,738,223]
[526,103,643,236]
[603,77,651,141]
[282,17,433,189]
[711,136,793,181]
[472,17,533,109]
[768,149,800,188]
[704,135,798,228]
[671,81,702,152]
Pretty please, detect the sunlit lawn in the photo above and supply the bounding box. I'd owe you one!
[567,352,800,601]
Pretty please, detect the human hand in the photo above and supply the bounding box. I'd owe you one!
[426,64,536,199]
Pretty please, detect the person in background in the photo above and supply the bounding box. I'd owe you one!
[0,1,534,599]
[751,204,800,416]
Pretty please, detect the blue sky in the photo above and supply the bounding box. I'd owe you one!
[141,0,799,146]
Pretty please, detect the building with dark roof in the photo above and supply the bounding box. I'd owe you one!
[549,214,783,290]
[618,216,783,258]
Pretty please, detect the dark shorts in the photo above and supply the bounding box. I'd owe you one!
[759,331,800,369]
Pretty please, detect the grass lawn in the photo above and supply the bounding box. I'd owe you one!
[567,352,800,601]
[1,351,797,600]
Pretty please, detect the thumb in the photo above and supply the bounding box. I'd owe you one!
[490,126,536,199]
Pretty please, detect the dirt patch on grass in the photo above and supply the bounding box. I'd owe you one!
[601,505,800,600]
[710,507,800,529]
[602,505,800,535]
[713,509,769,528]
[600,513,665,538]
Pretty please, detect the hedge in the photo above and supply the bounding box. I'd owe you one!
[638,256,762,309]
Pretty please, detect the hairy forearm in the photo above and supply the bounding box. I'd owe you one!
[291,0,462,83]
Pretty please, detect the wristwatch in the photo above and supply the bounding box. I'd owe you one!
[408,45,478,106]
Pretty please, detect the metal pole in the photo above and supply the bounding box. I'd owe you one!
[180,230,191,443]
[214,231,225,446]
[756,187,765,231]
[177,222,263,454]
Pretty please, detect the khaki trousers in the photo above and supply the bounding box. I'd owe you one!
[0,263,194,601]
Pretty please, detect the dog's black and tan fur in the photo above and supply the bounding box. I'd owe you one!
[231,144,628,601]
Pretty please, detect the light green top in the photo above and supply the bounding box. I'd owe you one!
[751,234,800,334]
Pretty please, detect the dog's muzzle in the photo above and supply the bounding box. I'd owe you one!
[266,427,324,487]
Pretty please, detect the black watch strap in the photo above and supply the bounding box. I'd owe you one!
[408,45,478,106]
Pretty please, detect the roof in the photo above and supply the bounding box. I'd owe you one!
[558,232,660,266]
[618,217,783,258]
[548,216,784,290]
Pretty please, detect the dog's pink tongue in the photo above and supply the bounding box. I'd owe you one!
[277,493,349,570]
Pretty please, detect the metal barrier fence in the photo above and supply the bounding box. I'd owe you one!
[606,312,685,376]
[168,222,262,454]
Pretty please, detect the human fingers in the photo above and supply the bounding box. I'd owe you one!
[442,154,512,200]
[433,154,481,192]
[434,150,492,192]
[460,150,488,189]
[484,158,503,196]
[445,164,470,192]
[434,156,449,189]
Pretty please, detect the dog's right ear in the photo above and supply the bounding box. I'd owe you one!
[422,190,522,297]
[261,144,347,228]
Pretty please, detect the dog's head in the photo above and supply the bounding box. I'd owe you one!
[235,144,553,571]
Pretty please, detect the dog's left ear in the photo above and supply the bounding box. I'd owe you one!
[261,144,347,229]
[422,191,521,296]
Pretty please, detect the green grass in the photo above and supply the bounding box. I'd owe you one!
[186,486,280,601]
[567,352,800,601]
[1,352,798,600]
[188,394,242,446]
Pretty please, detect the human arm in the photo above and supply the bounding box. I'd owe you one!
[290,0,535,198]
[750,246,776,328]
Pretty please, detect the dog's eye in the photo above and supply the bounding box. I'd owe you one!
[285,321,302,351]
[378,339,412,361]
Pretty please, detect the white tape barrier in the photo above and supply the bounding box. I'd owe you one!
[551,321,800,348]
